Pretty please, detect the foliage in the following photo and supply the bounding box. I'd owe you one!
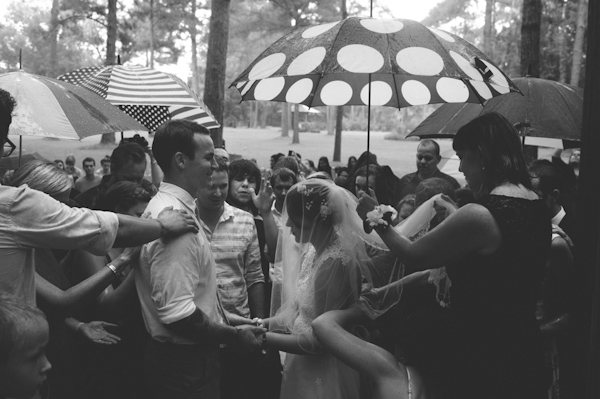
[0,1,101,76]
[0,0,586,135]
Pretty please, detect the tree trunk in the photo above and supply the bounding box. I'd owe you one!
[483,0,494,57]
[49,0,59,77]
[520,0,542,77]
[259,103,268,129]
[105,0,117,67]
[149,0,155,69]
[333,0,347,162]
[327,106,335,135]
[570,0,588,86]
[203,0,231,147]
[281,103,290,137]
[558,0,569,83]
[292,104,300,144]
[251,101,259,128]
[100,0,118,145]
[190,0,199,92]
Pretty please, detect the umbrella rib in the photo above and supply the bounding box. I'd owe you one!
[463,79,487,105]
[391,74,402,109]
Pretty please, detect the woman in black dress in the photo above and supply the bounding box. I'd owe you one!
[357,112,551,399]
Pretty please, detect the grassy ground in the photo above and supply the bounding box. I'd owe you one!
[13,127,457,179]
[12,126,556,183]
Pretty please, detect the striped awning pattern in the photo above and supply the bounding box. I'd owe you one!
[58,65,220,131]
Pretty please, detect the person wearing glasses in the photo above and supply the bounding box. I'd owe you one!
[397,139,461,200]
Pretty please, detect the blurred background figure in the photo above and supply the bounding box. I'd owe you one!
[96,155,111,176]
[65,154,84,183]
[74,157,102,194]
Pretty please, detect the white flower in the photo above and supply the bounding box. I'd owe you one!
[319,203,331,219]
[365,205,398,228]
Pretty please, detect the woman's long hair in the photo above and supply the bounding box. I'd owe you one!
[453,112,531,195]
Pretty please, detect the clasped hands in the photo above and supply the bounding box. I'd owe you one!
[235,324,267,353]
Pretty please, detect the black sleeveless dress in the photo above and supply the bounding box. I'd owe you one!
[406,195,551,399]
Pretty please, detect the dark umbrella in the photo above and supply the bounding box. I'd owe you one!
[408,77,583,148]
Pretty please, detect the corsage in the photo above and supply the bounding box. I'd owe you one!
[365,205,398,231]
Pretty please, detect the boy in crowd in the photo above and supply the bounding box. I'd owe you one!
[0,293,52,399]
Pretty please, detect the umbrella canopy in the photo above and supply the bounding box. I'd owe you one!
[58,65,220,131]
[231,17,520,108]
[0,70,147,140]
[408,77,583,147]
[0,151,48,174]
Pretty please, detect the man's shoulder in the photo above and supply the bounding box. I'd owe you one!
[145,191,178,214]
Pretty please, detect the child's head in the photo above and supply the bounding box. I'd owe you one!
[0,293,51,399]
[393,194,416,225]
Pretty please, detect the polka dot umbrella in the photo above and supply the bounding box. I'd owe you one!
[231,17,520,110]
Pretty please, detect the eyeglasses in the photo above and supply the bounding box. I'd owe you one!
[2,138,16,158]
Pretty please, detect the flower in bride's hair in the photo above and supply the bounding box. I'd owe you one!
[365,205,398,228]
[296,183,307,194]
[319,203,332,219]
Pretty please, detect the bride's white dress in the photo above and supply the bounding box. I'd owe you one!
[279,242,361,399]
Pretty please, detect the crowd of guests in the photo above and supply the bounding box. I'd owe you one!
[0,83,580,399]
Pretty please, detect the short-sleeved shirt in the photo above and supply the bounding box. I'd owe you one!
[0,184,119,304]
[199,202,264,318]
[135,182,222,344]
[397,169,461,201]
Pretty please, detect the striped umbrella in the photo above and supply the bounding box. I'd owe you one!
[58,65,220,131]
[0,70,147,140]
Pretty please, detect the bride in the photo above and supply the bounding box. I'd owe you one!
[261,178,403,399]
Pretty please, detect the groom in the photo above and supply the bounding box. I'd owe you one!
[135,120,265,399]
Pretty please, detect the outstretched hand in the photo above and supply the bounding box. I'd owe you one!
[157,206,199,238]
[79,321,121,345]
[251,177,275,215]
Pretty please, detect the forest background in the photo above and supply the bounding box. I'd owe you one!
[0,0,589,165]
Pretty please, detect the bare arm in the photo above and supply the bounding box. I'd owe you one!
[35,251,135,315]
[113,207,198,247]
[312,307,402,379]
[166,307,265,351]
[358,194,502,272]
[252,177,278,260]
[247,282,266,319]
[71,249,138,320]
[264,331,321,355]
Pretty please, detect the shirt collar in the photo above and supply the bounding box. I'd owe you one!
[221,202,235,222]
[551,206,566,226]
[158,182,197,214]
